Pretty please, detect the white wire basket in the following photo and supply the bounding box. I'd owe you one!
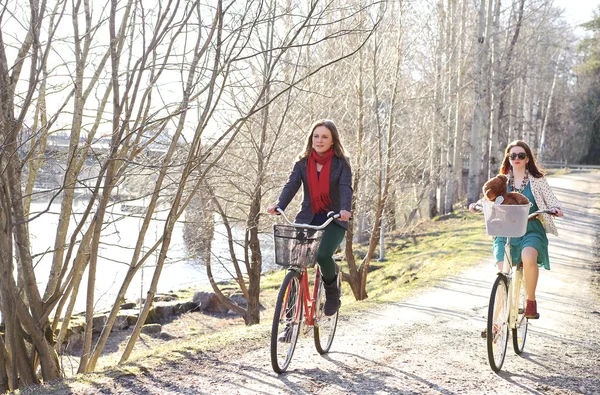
[482,199,531,237]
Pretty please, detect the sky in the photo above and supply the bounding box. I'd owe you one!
[553,0,600,31]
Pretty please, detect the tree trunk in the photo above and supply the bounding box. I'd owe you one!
[429,81,440,217]
[246,112,268,325]
[447,0,467,207]
[467,0,490,205]
[344,42,366,300]
[357,16,402,299]
[487,0,502,179]
[495,0,525,148]
[539,51,562,164]
[438,0,448,215]
[0,337,9,393]
[480,0,494,181]
[243,0,277,324]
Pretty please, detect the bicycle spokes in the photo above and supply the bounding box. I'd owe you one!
[487,275,509,372]
[512,270,529,354]
[271,272,303,374]
[314,274,339,354]
[280,283,300,323]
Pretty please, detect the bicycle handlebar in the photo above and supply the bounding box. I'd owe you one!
[275,208,340,230]
[527,209,558,219]
[471,203,558,219]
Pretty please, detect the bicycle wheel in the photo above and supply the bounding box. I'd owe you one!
[314,271,339,354]
[271,270,303,374]
[487,274,509,372]
[512,268,528,354]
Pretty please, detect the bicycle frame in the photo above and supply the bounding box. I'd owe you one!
[500,237,523,329]
[499,239,523,331]
[499,208,552,329]
[276,207,340,329]
[288,266,321,327]
[509,268,526,327]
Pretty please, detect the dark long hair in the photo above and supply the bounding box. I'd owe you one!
[298,119,348,161]
[499,140,545,178]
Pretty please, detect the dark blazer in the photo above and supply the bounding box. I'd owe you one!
[276,156,353,229]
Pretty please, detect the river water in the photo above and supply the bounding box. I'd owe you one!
[27,199,276,313]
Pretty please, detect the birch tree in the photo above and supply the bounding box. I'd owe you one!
[467,0,491,205]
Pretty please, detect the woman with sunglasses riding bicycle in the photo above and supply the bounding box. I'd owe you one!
[470,140,563,319]
[267,119,352,321]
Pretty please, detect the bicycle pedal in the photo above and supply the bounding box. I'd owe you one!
[518,308,525,314]
[302,324,311,336]
[480,328,487,339]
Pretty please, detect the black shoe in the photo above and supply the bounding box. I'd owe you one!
[323,280,341,316]
[278,325,292,343]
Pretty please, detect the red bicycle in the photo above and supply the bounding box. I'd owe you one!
[270,209,341,374]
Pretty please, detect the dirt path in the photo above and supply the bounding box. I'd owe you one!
[28,171,600,395]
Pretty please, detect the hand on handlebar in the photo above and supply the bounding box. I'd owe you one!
[338,209,352,222]
[550,207,563,217]
[266,204,280,215]
[469,203,482,213]
[268,206,351,222]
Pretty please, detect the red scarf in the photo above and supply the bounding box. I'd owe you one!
[307,148,335,213]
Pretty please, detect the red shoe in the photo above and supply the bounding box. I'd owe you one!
[525,299,540,319]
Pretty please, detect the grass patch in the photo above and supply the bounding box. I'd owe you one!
[343,209,489,306]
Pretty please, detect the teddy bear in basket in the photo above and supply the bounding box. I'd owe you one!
[483,174,529,205]
[482,174,530,236]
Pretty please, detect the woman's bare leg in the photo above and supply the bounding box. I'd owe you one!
[496,261,504,273]
[521,246,539,300]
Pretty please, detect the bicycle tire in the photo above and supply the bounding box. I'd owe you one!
[487,274,509,372]
[313,272,340,354]
[512,268,528,354]
[271,270,303,374]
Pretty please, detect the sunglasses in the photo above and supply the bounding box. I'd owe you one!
[508,152,527,160]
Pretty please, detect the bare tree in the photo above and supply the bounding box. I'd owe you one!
[445,0,469,210]
[341,0,404,299]
[199,0,384,321]
[467,0,491,205]
[0,0,66,386]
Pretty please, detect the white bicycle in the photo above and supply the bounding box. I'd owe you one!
[477,200,557,372]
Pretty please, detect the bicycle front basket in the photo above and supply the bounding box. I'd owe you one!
[482,199,530,237]
[273,224,324,268]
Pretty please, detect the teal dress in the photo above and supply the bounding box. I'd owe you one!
[492,182,551,270]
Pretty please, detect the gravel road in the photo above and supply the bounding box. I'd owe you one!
[24,171,600,395]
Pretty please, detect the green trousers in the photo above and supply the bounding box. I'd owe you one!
[317,222,346,283]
